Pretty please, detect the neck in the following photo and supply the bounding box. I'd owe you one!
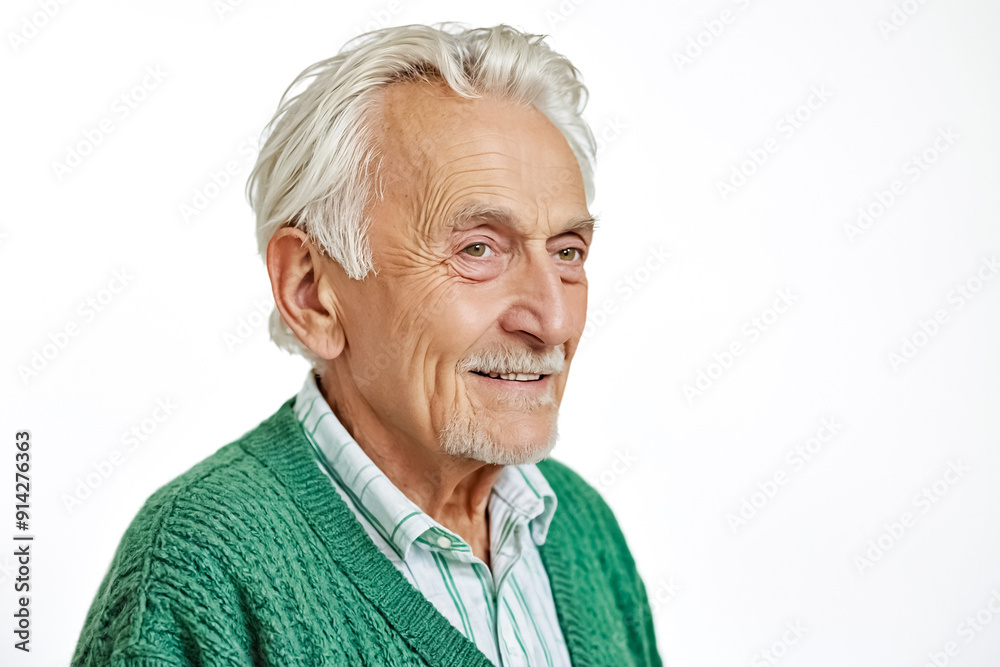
[315,369,501,550]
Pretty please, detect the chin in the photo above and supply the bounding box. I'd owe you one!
[439,411,559,466]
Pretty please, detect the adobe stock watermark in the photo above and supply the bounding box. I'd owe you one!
[717,85,833,202]
[672,0,755,73]
[51,65,169,182]
[727,417,844,534]
[916,588,1000,667]
[887,254,997,371]
[532,116,625,210]
[179,134,260,223]
[544,0,590,30]
[750,620,808,667]
[682,288,797,404]
[350,0,408,36]
[213,0,252,20]
[7,0,72,53]
[853,459,969,575]
[224,298,273,352]
[877,0,930,40]
[61,398,178,512]
[843,126,957,244]
[580,245,670,344]
[594,116,628,157]
[591,447,638,491]
[609,582,679,656]
[17,268,134,385]
[647,577,681,615]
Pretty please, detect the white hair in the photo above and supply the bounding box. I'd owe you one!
[246,22,597,363]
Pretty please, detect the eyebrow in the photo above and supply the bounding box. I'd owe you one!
[448,202,599,235]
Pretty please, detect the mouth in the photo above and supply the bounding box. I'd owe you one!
[470,370,546,382]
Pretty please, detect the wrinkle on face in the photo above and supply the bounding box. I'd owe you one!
[324,75,591,464]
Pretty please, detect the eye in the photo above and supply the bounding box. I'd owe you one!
[462,243,492,258]
[557,247,583,261]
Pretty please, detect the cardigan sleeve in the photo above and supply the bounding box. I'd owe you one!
[72,473,258,667]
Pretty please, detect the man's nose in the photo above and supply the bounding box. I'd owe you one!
[496,250,580,347]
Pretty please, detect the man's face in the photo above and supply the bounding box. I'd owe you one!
[328,78,592,466]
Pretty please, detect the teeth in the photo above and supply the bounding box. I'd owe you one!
[477,371,542,381]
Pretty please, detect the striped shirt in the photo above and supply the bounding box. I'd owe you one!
[293,372,572,667]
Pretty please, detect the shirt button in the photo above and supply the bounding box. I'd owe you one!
[436,536,452,549]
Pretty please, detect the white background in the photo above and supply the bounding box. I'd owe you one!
[2,0,999,665]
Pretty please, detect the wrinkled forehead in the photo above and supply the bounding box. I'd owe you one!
[376,77,537,158]
[371,78,587,231]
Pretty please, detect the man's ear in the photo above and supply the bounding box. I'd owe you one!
[266,226,346,360]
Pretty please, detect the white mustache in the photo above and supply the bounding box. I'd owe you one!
[457,344,565,376]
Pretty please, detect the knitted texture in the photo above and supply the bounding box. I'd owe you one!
[72,397,663,667]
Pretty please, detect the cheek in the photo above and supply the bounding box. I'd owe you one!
[569,282,589,331]
[338,281,433,401]
[360,280,495,396]
[444,286,506,337]
[427,284,505,386]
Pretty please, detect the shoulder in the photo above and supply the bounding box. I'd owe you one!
[108,393,297,552]
[535,458,663,666]
[535,457,630,549]
[73,398,300,666]
[535,456,645,590]
[536,457,609,515]
[129,398,295,534]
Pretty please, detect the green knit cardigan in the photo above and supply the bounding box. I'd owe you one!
[72,397,663,666]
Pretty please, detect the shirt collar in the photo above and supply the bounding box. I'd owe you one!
[293,371,558,560]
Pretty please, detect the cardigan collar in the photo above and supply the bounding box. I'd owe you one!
[238,397,611,667]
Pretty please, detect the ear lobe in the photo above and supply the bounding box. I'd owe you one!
[266,227,346,360]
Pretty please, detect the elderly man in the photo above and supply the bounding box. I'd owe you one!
[74,23,661,667]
